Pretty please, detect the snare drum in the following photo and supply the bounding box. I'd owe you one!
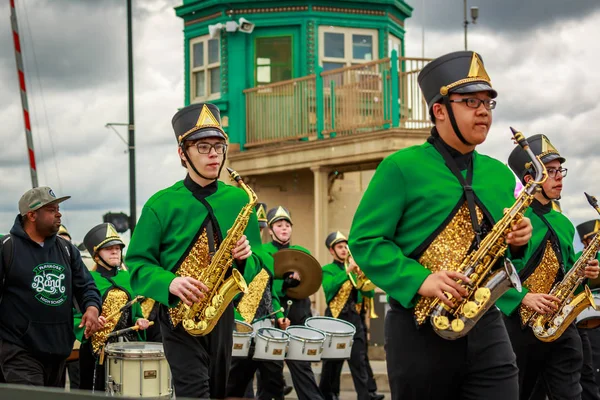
[305,316,355,360]
[577,290,600,329]
[105,342,172,398]
[286,326,325,362]
[233,320,254,358]
[253,328,289,361]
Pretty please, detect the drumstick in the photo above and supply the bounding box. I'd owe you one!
[252,307,284,324]
[284,300,293,319]
[106,321,155,339]
[104,295,146,323]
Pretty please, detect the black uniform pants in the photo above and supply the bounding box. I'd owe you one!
[320,309,371,400]
[386,301,518,400]
[226,357,285,400]
[286,359,325,400]
[504,313,583,400]
[79,340,104,391]
[160,304,233,399]
[580,328,600,400]
[0,339,66,387]
[588,327,600,387]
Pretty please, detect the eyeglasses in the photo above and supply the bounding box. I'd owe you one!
[194,142,227,154]
[449,98,497,110]
[546,167,568,179]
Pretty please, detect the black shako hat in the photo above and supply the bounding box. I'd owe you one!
[577,220,600,243]
[325,231,348,249]
[171,103,228,145]
[418,51,497,111]
[84,223,125,258]
[267,206,292,226]
[508,134,566,184]
[255,202,268,228]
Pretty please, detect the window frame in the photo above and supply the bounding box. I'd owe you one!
[190,35,221,102]
[254,34,294,85]
[318,26,379,71]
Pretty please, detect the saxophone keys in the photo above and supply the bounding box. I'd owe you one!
[432,315,450,330]
[474,287,491,304]
[205,306,217,319]
[451,319,465,333]
[554,316,564,326]
[212,294,224,307]
[463,301,479,318]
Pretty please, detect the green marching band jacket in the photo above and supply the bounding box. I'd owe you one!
[262,241,311,303]
[348,142,521,312]
[125,180,265,309]
[496,204,577,322]
[322,260,374,319]
[73,269,145,343]
[234,242,284,323]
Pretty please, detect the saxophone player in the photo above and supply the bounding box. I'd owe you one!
[497,134,600,399]
[349,51,533,400]
[126,103,264,399]
[76,223,150,392]
[319,231,380,400]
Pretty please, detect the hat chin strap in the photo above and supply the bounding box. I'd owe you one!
[97,255,120,269]
[442,97,474,146]
[181,144,225,182]
[272,231,290,246]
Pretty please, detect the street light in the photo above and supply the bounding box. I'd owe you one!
[463,1,479,50]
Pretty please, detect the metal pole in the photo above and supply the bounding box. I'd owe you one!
[10,0,38,188]
[463,0,468,50]
[127,0,136,232]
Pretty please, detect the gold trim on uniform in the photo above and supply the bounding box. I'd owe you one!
[237,268,270,323]
[414,202,484,325]
[330,280,354,319]
[92,288,129,354]
[140,298,156,320]
[519,241,561,325]
[256,204,267,223]
[169,228,213,327]
[584,220,600,240]
[440,53,492,96]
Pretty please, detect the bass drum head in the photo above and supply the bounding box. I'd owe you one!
[305,316,356,336]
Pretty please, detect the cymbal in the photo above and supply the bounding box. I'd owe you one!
[273,249,322,299]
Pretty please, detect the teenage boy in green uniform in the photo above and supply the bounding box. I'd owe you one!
[349,51,533,400]
[319,231,376,400]
[498,134,600,399]
[264,206,325,400]
[125,103,264,399]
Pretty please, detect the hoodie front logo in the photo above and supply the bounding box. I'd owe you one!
[31,263,67,306]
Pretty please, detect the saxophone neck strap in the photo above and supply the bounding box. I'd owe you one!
[431,137,482,246]
[206,219,216,258]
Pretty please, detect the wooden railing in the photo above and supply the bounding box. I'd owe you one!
[243,75,317,147]
[243,51,432,148]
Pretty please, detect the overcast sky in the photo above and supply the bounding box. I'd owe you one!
[1,0,599,250]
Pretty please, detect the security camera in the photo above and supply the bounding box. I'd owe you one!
[470,7,479,24]
[238,17,255,34]
[208,23,223,39]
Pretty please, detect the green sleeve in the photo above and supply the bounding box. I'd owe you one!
[349,158,431,308]
[495,286,529,316]
[322,265,350,303]
[126,206,178,307]
[271,285,284,320]
[234,308,243,321]
[73,308,84,342]
[361,289,375,299]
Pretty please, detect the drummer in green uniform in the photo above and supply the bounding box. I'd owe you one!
[497,134,600,399]
[75,223,150,392]
[319,231,375,400]
[349,51,533,400]
[264,206,325,400]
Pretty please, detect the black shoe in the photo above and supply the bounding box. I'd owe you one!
[369,393,385,400]
[283,385,293,396]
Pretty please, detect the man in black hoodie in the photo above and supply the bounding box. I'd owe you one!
[0,186,103,387]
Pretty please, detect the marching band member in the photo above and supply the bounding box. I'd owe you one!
[349,51,532,400]
[497,134,599,399]
[226,204,287,400]
[319,231,376,400]
[76,223,150,392]
[265,206,325,400]
[126,103,265,399]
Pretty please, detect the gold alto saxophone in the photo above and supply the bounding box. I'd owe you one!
[176,168,253,336]
[344,247,376,292]
[420,128,548,340]
[528,192,600,342]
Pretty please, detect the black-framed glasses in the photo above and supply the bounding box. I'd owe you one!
[449,98,497,110]
[195,142,227,154]
[546,167,568,179]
